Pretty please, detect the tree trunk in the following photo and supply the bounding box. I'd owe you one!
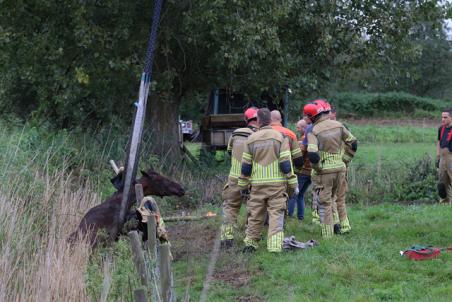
[145,94,182,166]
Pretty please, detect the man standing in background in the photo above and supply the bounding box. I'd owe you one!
[270,110,304,172]
[437,109,452,204]
[288,119,311,221]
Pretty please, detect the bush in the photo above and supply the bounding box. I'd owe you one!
[347,154,437,204]
[328,92,452,118]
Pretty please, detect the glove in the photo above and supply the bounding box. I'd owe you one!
[287,185,299,197]
[436,157,440,169]
[240,188,250,198]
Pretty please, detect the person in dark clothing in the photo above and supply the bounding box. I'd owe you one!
[437,108,452,203]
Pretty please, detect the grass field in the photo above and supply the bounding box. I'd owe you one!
[171,203,452,301]
[1,120,449,301]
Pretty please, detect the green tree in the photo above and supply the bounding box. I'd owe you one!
[1,0,450,149]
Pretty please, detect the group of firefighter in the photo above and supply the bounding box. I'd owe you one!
[220,100,358,253]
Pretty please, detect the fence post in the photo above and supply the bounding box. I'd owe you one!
[147,214,157,259]
[159,243,172,302]
[99,252,112,302]
[128,231,148,287]
[135,184,144,207]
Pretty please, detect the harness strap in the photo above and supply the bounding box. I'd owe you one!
[440,126,452,142]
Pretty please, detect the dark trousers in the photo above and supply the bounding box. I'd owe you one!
[288,174,311,220]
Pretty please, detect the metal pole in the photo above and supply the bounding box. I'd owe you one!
[283,84,289,127]
[116,0,164,236]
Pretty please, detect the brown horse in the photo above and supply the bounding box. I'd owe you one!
[68,169,184,246]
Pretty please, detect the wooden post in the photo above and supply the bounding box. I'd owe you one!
[159,243,172,302]
[99,252,112,302]
[147,214,157,259]
[109,160,120,174]
[133,288,148,302]
[128,231,148,287]
[163,214,217,222]
[135,184,144,207]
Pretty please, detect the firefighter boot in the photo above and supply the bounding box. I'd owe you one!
[340,217,352,234]
[243,237,259,253]
[320,224,334,239]
[220,224,234,249]
[267,231,284,253]
[333,207,341,234]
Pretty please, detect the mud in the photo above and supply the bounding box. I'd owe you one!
[166,221,217,261]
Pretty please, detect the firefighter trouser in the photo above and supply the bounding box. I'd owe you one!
[313,171,349,238]
[438,149,452,203]
[244,184,287,252]
[312,177,340,225]
[220,179,243,240]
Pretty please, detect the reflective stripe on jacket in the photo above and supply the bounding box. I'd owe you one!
[227,127,256,180]
[238,126,297,187]
[307,116,356,175]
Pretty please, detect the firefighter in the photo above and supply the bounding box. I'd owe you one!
[220,107,259,248]
[437,108,452,203]
[239,108,298,253]
[313,100,342,233]
[304,102,357,238]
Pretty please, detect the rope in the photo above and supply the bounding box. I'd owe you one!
[199,231,222,302]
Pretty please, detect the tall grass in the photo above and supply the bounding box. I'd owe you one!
[0,121,226,300]
[0,166,100,301]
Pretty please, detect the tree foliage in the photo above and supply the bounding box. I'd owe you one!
[0,0,451,129]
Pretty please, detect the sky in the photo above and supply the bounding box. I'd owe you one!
[446,19,452,40]
[445,0,452,39]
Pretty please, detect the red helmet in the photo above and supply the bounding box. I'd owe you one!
[244,107,258,121]
[313,99,331,112]
[303,103,322,119]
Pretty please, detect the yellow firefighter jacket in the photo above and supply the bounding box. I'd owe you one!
[307,115,357,175]
[226,126,257,180]
[238,125,298,188]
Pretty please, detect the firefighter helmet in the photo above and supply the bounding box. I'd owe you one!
[244,107,258,121]
[313,99,331,112]
[303,103,322,119]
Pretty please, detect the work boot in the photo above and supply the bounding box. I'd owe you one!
[333,224,341,234]
[243,237,259,251]
[220,239,234,249]
[242,246,256,254]
[320,224,334,239]
[340,217,352,234]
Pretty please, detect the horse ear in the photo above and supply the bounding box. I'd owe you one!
[141,170,151,178]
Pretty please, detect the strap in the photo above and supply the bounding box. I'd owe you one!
[407,245,436,255]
